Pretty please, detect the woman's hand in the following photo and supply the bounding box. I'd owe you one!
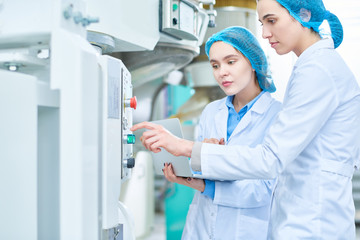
[131,121,194,158]
[163,163,205,192]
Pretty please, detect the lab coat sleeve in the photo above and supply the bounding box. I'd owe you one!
[200,62,339,180]
[214,179,275,208]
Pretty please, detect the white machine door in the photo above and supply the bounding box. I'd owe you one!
[51,29,101,240]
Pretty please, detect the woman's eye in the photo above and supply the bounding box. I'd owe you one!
[212,64,219,69]
[268,19,276,24]
[228,60,235,65]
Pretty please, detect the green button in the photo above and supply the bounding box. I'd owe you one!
[173,3,178,11]
[127,134,136,144]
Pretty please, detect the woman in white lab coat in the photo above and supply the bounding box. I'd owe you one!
[132,0,360,239]
[163,26,282,239]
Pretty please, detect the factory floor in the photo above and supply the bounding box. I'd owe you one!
[141,213,166,240]
[141,212,360,240]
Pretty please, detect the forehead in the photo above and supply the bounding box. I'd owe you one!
[257,0,286,18]
[209,41,247,61]
[209,41,240,56]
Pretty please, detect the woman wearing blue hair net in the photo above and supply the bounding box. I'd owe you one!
[132,0,360,239]
[162,26,281,240]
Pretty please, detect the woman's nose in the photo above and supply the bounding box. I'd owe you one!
[262,26,272,39]
[219,65,229,76]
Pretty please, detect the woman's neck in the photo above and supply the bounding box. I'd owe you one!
[233,85,261,113]
[294,31,322,57]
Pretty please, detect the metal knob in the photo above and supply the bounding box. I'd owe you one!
[124,158,135,168]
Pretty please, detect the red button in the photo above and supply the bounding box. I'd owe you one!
[130,96,137,110]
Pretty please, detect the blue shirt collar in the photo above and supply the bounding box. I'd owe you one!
[225,91,265,113]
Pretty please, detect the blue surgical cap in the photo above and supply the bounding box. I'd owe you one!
[275,0,343,48]
[205,26,276,93]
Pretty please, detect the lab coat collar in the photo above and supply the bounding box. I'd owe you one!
[215,100,229,140]
[215,92,273,141]
[217,91,272,113]
[295,38,334,68]
[249,91,273,114]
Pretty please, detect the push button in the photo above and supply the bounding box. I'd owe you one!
[125,96,137,109]
[124,134,136,144]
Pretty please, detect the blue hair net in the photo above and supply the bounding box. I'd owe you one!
[275,0,343,48]
[205,26,276,93]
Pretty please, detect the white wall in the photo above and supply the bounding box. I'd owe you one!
[324,0,360,83]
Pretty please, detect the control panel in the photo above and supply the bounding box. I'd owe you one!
[121,65,137,181]
[99,55,137,232]
[101,55,137,182]
[161,0,207,41]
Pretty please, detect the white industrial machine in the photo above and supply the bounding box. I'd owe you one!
[0,0,212,239]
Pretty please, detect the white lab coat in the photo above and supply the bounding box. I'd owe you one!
[199,39,360,239]
[182,92,282,240]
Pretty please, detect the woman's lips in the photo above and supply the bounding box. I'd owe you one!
[222,81,232,87]
[270,42,279,48]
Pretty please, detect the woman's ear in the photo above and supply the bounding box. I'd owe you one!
[299,8,311,22]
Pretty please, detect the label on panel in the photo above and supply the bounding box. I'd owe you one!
[107,62,121,119]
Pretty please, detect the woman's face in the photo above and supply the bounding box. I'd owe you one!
[209,41,257,96]
[257,0,306,56]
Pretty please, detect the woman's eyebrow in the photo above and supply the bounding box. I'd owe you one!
[223,54,239,60]
[210,54,239,63]
[262,13,276,21]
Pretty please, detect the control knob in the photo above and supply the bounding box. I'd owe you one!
[124,157,135,168]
